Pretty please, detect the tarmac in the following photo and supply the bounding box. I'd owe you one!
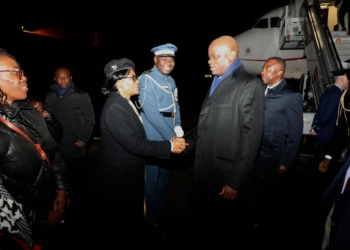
[38,136,346,250]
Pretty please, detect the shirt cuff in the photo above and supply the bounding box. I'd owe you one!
[170,140,174,151]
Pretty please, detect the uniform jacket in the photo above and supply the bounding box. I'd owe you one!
[184,65,265,214]
[44,82,95,160]
[318,157,350,249]
[138,65,181,141]
[0,101,70,242]
[94,92,171,219]
[325,89,350,159]
[312,84,342,143]
[255,79,303,179]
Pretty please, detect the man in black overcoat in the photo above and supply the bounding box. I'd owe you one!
[184,35,265,248]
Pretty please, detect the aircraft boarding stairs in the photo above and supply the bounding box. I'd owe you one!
[299,0,350,160]
[279,0,346,110]
[277,1,350,156]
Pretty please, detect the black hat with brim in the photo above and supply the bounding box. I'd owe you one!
[104,58,135,77]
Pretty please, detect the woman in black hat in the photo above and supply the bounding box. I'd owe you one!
[88,58,186,248]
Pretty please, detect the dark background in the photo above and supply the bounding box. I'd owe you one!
[0,1,291,136]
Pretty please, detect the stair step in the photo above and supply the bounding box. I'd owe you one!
[331,31,348,36]
[334,43,350,49]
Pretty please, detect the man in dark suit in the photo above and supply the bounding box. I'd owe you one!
[184,35,265,248]
[315,156,350,249]
[309,70,349,167]
[318,70,350,172]
[310,69,350,192]
[253,57,303,248]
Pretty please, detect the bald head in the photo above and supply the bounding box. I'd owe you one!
[212,36,239,54]
[208,36,239,76]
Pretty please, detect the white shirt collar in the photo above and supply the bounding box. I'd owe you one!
[265,80,283,96]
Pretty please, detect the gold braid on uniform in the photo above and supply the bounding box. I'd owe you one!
[337,88,350,137]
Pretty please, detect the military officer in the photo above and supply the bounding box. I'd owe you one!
[318,69,350,190]
[310,69,349,166]
[138,43,183,233]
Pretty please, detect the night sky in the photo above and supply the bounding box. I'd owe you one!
[0,1,291,135]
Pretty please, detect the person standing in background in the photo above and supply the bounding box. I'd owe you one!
[253,57,303,249]
[309,70,349,166]
[44,66,95,246]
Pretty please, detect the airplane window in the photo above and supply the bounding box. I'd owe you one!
[271,17,281,27]
[254,18,268,28]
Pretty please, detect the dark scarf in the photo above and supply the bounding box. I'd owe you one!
[55,84,72,96]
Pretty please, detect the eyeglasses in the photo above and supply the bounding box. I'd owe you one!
[122,75,138,82]
[0,69,25,80]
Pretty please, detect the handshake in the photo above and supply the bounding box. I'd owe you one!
[170,136,189,154]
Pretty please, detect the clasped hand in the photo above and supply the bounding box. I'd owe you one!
[171,136,189,154]
[219,184,239,201]
[45,190,68,228]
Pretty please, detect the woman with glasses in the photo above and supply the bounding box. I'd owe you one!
[0,48,70,250]
[88,58,187,248]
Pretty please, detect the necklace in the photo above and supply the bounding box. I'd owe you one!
[119,93,143,123]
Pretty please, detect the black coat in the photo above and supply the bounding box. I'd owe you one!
[0,101,70,242]
[94,92,171,220]
[255,80,303,179]
[45,82,95,160]
[317,157,350,249]
[184,65,265,216]
[325,89,350,159]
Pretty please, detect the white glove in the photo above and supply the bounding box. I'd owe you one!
[174,126,184,137]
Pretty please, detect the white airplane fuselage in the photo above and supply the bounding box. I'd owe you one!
[236,28,307,79]
[233,0,345,134]
[235,2,308,79]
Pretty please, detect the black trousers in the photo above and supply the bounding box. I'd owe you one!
[63,158,88,244]
[253,176,287,247]
[82,215,144,249]
[40,157,88,249]
[339,2,350,30]
[186,180,255,249]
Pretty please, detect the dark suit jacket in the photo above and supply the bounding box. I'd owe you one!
[325,89,350,159]
[94,92,171,219]
[312,84,342,143]
[184,65,265,215]
[318,157,350,249]
[255,79,303,179]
